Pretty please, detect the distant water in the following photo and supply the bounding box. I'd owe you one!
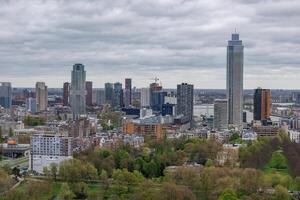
[194,104,214,117]
[194,105,280,123]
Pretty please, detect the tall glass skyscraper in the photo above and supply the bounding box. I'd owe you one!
[70,63,86,118]
[226,33,244,128]
[0,82,12,109]
[105,83,114,105]
[124,78,132,107]
[113,82,123,108]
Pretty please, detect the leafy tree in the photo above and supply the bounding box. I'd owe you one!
[12,167,20,176]
[58,183,75,200]
[218,188,238,200]
[205,159,214,167]
[24,116,45,127]
[159,182,196,200]
[100,169,109,191]
[272,185,292,200]
[50,163,58,182]
[295,176,300,190]
[240,168,263,195]
[110,169,144,197]
[59,159,98,182]
[72,182,88,199]
[269,151,287,169]
[229,133,240,144]
[43,166,50,177]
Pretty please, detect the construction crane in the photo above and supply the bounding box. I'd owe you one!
[150,77,159,84]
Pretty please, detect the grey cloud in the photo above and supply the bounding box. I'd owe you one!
[0,0,299,89]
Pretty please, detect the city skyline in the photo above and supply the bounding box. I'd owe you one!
[0,0,299,89]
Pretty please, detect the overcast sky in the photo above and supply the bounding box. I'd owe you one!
[0,0,299,89]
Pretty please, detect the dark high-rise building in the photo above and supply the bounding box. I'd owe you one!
[150,82,162,110]
[105,83,114,105]
[162,103,176,116]
[254,88,271,121]
[152,91,167,112]
[227,33,244,128]
[177,83,194,123]
[124,78,132,107]
[113,82,123,108]
[85,81,93,106]
[63,82,70,106]
[0,82,12,109]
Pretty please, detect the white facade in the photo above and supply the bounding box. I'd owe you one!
[164,96,177,105]
[140,108,153,119]
[289,130,300,143]
[140,88,150,108]
[30,134,73,174]
[29,154,72,174]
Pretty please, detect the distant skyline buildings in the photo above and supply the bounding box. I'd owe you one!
[70,63,86,118]
[226,33,244,128]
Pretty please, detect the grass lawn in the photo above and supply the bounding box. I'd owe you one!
[263,150,290,176]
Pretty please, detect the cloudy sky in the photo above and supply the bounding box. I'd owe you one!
[0,0,299,89]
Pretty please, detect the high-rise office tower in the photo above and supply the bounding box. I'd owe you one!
[254,88,271,121]
[105,83,114,105]
[0,82,12,109]
[150,82,162,110]
[226,33,244,128]
[152,91,167,112]
[140,88,150,108]
[63,82,70,106]
[214,99,228,131]
[85,81,93,106]
[124,78,132,107]
[70,63,86,117]
[35,82,48,112]
[113,82,123,108]
[177,83,194,123]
